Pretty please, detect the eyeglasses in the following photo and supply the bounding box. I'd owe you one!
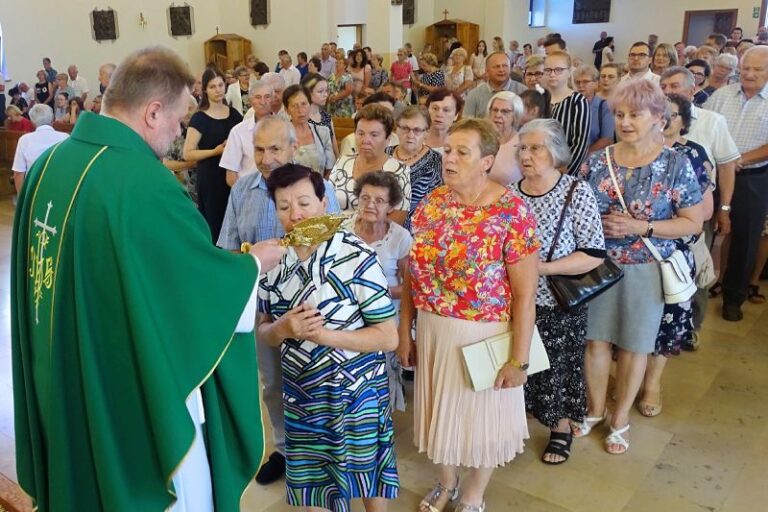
[490,107,514,115]
[574,79,594,86]
[525,71,544,78]
[628,52,650,58]
[518,144,548,154]
[397,125,427,135]
[359,195,389,206]
[690,71,706,78]
[543,67,568,75]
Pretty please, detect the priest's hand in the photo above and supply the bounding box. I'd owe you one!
[274,303,325,341]
[249,239,287,272]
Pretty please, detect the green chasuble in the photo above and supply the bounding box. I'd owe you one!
[11,112,265,511]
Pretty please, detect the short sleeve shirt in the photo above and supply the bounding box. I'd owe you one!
[409,186,540,322]
[582,147,703,265]
[257,231,396,348]
[515,175,605,307]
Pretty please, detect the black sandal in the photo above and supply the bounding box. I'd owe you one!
[708,281,723,298]
[748,285,766,304]
[542,431,573,465]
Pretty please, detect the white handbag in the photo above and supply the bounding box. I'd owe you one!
[690,233,717,289]
[605,148,697,304]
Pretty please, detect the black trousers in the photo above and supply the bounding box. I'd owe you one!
[722,168,768,307]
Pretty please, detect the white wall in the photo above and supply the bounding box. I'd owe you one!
[2,0,220,92]
[1,0,760,96]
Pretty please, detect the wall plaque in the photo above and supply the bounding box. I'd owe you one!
[573,0,611,24]
[168,4,194,37]
[91,8,119,41]
[403,0,415,25]
[250,0,269,26]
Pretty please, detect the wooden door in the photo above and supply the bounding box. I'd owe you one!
[682,9,738,46]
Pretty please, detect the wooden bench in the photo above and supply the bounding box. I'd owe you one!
[332,117,355,147]
[0,129,24,196]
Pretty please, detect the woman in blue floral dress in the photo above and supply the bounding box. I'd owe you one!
[576,80,704,455]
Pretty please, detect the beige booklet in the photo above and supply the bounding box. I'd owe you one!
[461,327,550,392]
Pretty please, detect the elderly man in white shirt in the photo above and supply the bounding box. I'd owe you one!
[67,64,90,103]
[11,104,69,194]
[621,42,660,84]
[222,80,275,187]
[705,46,768,321]
[278,54,301,87]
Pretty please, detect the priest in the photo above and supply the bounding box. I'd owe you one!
[11,46,286,511]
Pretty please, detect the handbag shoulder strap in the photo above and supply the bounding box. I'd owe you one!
[547,179,580,262]
[603,147,664,262]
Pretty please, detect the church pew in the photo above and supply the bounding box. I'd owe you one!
[332,117,355,147]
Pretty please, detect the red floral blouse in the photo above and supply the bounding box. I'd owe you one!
[409,186,540,322]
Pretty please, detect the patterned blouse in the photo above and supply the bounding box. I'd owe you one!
[329,156,411,214]
[386,146,443,230]
[309,109,334,140]
[370,68,389,90]
[514,175,606,307]
[417,70,446,98]
[673,140,713,193]
[410,186,540,322]
[581,146,703,265]
[328,72,355,118]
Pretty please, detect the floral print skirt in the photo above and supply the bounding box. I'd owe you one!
[525,305,588,428]
[654,239,696,357]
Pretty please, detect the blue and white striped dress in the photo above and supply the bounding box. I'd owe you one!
[258,230,399,511]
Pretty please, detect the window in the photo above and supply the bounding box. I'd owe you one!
[0,21,7,82]
[529,0,546,28]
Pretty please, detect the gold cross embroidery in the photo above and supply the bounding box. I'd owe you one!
[29,201,57,325]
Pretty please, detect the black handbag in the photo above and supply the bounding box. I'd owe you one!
[546,181,624,311]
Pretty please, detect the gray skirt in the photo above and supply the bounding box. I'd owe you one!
[586,262,664,354]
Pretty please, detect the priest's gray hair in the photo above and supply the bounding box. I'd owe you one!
[661,66,695,89]
[29,104,54,127]
[518,118,570,169]
[253,116,297,146]
[103,46,194,114]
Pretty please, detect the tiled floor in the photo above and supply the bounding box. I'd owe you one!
[1,195,766,511]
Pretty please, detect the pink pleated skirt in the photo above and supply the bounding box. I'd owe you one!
[414,310,528,468]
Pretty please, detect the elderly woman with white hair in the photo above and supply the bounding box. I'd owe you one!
[444,47,475,97]
[487,91,524,186]
[708,53,739,90]
[513,118,606,464]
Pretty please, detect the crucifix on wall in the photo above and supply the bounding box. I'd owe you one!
[443,9,449,20]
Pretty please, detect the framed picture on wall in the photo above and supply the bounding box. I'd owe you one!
[251,0,269,26]
[403,0,415,25]
[168,4,194,37]
[573,0,611,24]
[91,9,119,41]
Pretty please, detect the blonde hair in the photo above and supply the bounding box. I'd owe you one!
[545,50,572,68]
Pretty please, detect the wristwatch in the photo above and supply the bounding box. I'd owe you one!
[645,221,654,238]
[507,357,529,371]
[719,204,732,212]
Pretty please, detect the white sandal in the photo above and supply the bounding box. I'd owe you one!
[455,502,486,512]
[570,411,606,438]
[419,479,459,512]
[605,424,630,455]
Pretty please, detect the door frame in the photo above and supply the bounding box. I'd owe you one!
[682,9,738,44]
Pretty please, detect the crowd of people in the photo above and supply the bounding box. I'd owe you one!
[6,24,768,512]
